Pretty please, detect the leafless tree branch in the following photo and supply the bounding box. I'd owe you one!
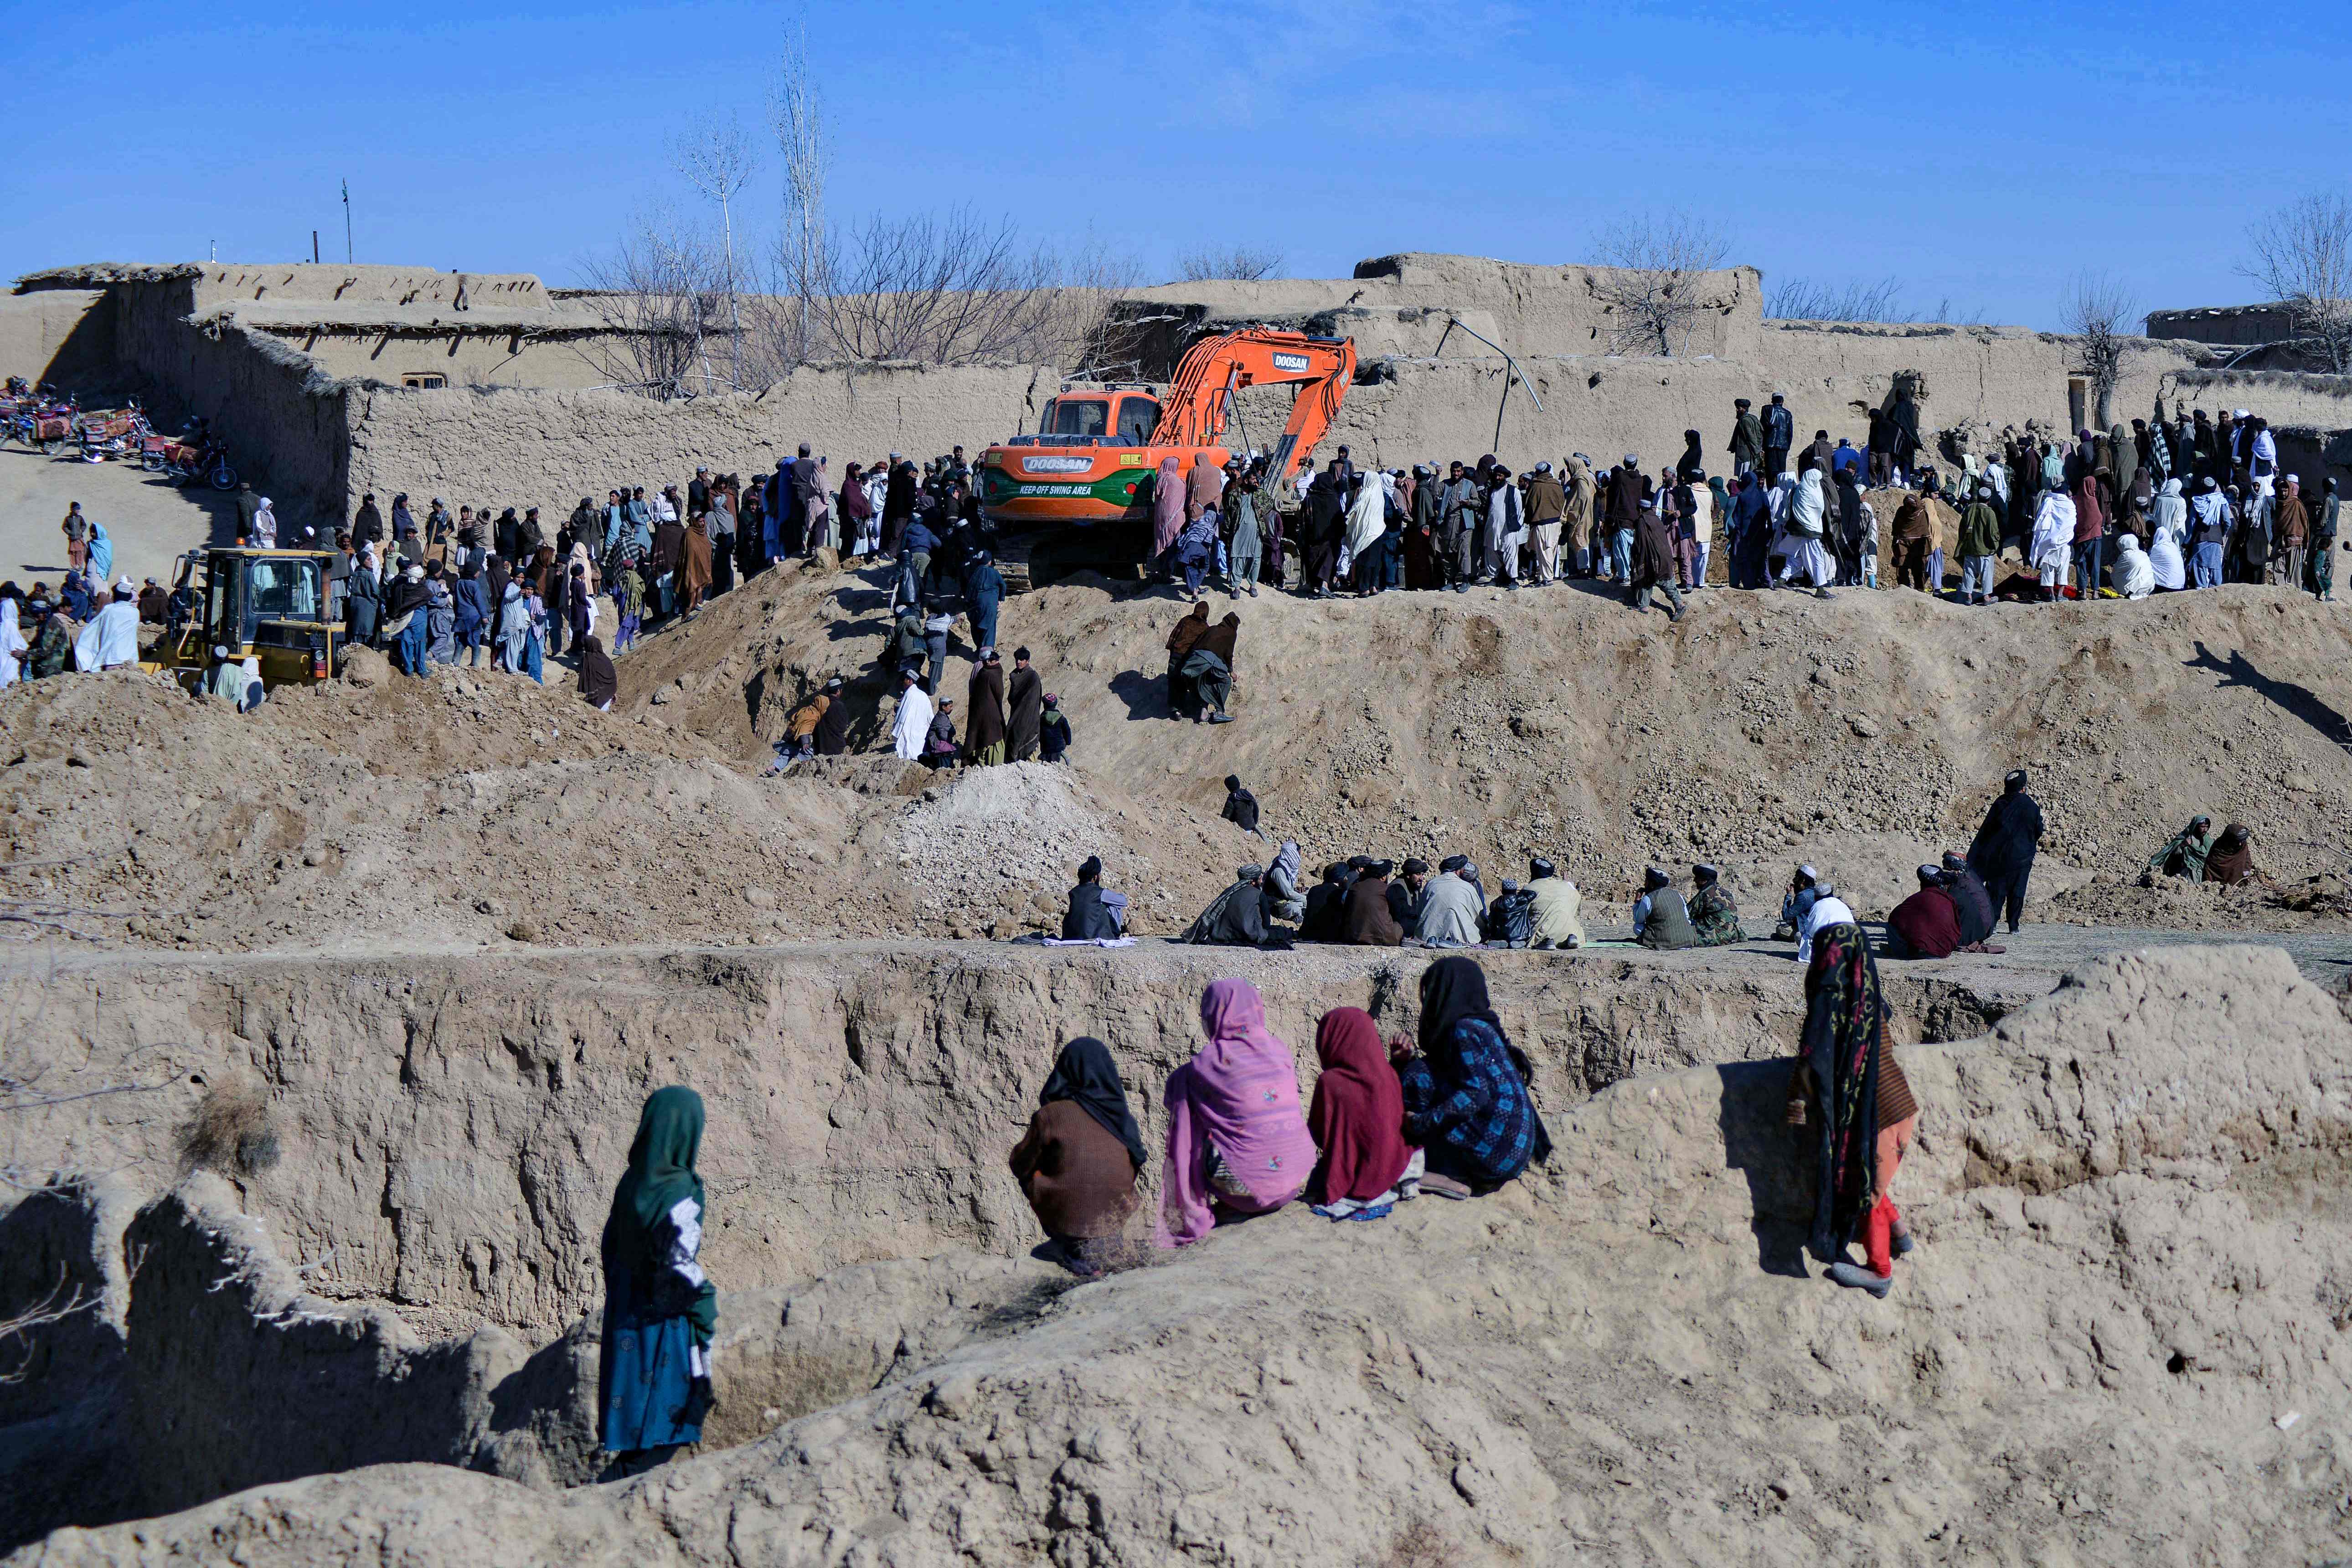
[0,1269,89,1383]
[1176,244,1286,283]
[2239,192,2352,374]
[672,112,760,391]
[571,209,734,399]
[1588,212,1734,357]
[2062,271,2141,428]
[1766,275,1909,323]
[766,16,826,371]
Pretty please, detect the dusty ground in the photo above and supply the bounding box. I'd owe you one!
[9,542,2352,1563]
[0,444,237,589]
[7,558,2352,954]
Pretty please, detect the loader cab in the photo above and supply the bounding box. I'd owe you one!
[148,547,340,692]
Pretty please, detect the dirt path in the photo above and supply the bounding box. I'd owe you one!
[0,442,237,588]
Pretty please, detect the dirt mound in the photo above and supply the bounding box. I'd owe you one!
[12,555,2352,954]
[655,560,2352,925]
[2051,869,2352,930]
[21,944,2352,1566]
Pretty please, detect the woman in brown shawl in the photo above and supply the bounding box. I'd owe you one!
[576,634,617,711]
[1165,601,1209,720]
[681,516,713,615]
[2203,823,2260,887]
[965,650,1008,765]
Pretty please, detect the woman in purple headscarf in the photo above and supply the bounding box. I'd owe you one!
[1155,978,1315,1247]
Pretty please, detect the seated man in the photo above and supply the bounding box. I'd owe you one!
[1060,856,1128,941]
[1299,862,1353,943]
[1387,857,1430,931]
[1885,865,1961,959]
[1632,866,1699,950]
[1795,879,1855,964]
[1524,856,1582,950]
[1939,851,2000,950]
[1773,864,1824,941]
[1413,859,1485,948]
[1687,863,1744,946]
[1179,865,1272,946]
[1483,879,1536,947]
[2142,815,2213,884]
[1344,859,1404,946]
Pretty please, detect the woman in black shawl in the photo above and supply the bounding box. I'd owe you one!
[577,634,617,711]
[1009,1038,1145,1275]
[1392,956,1550,1196]
[599,1086,717,1476]
[1785,921,1917,1298]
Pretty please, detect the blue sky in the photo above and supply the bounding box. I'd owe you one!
[7,0,2348,329]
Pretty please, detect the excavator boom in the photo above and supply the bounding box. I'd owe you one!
[1149,328,1356,487]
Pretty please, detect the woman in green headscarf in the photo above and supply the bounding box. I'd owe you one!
[598,1086,718,1476]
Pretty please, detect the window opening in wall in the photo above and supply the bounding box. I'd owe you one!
[401,374,447,390]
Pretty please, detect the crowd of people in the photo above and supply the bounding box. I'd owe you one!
[1126,393,2347,611]
[598,928,1922,1474]
[1097,767,2055,965]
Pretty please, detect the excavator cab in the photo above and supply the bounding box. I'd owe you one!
[144,547,340,693]
[980,329,1355,588]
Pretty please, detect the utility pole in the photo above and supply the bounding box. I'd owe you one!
[342,180,353,263]
[311,230,320,264]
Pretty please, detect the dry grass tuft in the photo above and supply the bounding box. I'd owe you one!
[176,1083,279,1176]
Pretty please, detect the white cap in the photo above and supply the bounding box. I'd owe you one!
[114,577,135,594]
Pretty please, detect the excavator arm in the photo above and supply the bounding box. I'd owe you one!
[1149,328,1357,487]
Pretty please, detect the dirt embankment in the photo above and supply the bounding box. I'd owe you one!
[14,944,2352,1566]
[7,557,2351,953]
[643,559,2352,923]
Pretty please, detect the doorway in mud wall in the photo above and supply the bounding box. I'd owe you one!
[2067,378,2087,433]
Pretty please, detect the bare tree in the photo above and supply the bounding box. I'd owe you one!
[2239,192,2352,373]
[2061,271,2141,428]
[767,19,826,369]
[671,113,760,390]
[1176,244,1286,283]
[1766,275,1908,323]
[573,210,734,398]
[779,206,1138,367]
[1587,212,1733,356]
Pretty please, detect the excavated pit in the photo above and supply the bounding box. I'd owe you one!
[0,935,2047,1546]
[5,940,2035,1344]
[5,942,2352,1566]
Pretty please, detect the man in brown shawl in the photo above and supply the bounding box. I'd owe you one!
[650,509,686,619]
[1626,500,1686,621]
[965,650,1008,765]
[2274,477,2310,589]
[1166,601,1210,720]
[681,516,713,615]
[1563,455,1598,578]
[1184,611,1240,724]
[1342,860,1404,945]
[1006,646,1043,761]
[1890,493,1934,592]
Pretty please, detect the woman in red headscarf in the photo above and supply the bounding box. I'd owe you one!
[1306,1007,1420,1220]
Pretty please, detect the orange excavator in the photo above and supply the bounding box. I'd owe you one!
[979,327,1356,588]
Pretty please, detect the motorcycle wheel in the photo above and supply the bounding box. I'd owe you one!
[209,464,237,492]
[142,453,165,472]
